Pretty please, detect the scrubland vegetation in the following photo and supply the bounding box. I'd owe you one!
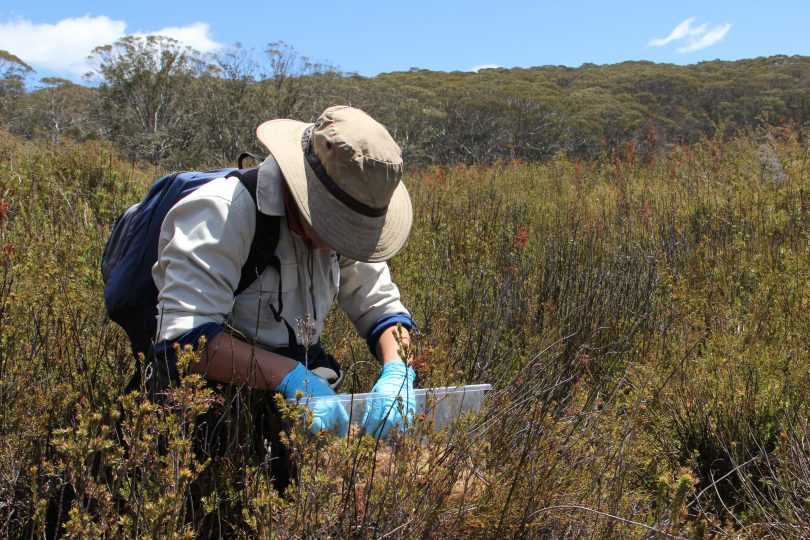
[2,39,810,168]
[0,31,808,539]
[0,120,807,537]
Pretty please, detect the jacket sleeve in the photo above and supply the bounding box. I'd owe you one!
[152,178,256,342]
[336,258,412,345]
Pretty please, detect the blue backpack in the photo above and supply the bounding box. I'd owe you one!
[101,159,282,358]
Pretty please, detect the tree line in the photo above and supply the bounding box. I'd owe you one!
[2,36,809,168]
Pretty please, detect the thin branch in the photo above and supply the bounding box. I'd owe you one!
[376,517,413,539]
[688,455,759,508]
[527,505,689,540]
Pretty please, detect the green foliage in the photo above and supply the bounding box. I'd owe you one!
[87,35,211,165]
[5,44,810,169]
[10,78,97,142]
[0,49,33,121]
[0,124,807,537]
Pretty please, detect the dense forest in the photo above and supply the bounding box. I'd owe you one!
[1,36,809,167]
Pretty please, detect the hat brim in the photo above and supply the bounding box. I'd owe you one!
[257,119,412,263]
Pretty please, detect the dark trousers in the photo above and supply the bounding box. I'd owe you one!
[187,341,342,533]
[192,339,343,461]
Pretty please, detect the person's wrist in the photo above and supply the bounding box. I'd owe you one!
[277,362,306,398]
[266,354,299,392]
[381,358,415,383]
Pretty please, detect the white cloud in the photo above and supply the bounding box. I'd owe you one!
[136,22,222,54]
[0,15,223,77]
[0,16,125,75]
[647,17,697,47]
[471,64,500,72]
[677,23,732,53]
[648,18,731,53]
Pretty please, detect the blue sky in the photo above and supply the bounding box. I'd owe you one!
[1,0,808,82]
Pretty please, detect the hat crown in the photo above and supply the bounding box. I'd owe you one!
[311,106,403,209]
[255,105,412,262]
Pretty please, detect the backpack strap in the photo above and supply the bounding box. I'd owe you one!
[228,159,297,350]
[237,151,265,169]
[227,166,282,296]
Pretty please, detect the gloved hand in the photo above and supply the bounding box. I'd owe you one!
[362,359,416,440]
[278,362,349,436]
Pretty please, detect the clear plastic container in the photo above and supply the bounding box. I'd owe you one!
[289,384,492,431]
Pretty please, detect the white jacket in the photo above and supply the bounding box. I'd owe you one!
[152,173,409,349]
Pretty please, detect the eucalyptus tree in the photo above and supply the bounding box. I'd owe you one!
[87,35,211,166]
[13,78,98,142]
[193,44,270,165]
[0,50,33,126]
[262,40,341,121]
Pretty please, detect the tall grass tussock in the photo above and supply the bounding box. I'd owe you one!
[0,125,807,538]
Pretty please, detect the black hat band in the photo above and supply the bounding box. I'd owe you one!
[301,127,389,219]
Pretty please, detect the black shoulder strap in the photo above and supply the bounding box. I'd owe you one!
[227,166,282,296]
[237,151,265,169]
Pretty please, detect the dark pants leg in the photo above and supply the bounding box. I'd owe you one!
[190,340,343,486]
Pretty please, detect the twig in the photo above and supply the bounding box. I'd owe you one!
[527,505,688,539]
[688,455,758,508]
[375,517,413,539]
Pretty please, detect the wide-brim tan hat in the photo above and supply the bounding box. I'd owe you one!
[256,106,412,263]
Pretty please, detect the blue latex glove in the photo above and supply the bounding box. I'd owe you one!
[362,360,416,440]
[278,363,349,436]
